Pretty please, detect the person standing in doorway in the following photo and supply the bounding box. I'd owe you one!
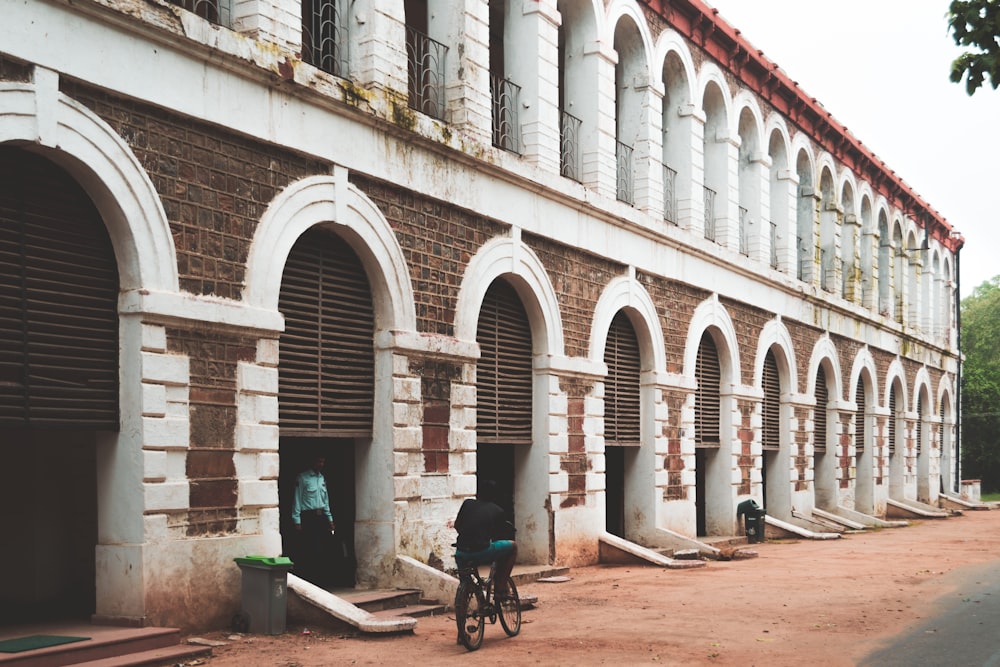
[291,454,335,587]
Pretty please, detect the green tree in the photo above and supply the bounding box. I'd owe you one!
[961,275,1000,491]
[948,0,1000,94]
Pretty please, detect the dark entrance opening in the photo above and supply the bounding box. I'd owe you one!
[695,448,707,536]
[476,443,515,529]
[279,437,356,588]
[605,446,625,537]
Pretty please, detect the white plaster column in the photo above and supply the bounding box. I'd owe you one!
[350,0,408,95]
[511,0,562,171]
[581,40,618,198]
[631,83,665,216]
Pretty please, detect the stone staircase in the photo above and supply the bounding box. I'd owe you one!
[0,625,211,667]
[334,588,447,623]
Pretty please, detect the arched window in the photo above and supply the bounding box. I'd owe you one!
[762,350,781,452]
[814,366,828,453]
[695,332,721,446]
[604,311,641,445]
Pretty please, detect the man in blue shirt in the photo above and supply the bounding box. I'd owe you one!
[291,455,335,586]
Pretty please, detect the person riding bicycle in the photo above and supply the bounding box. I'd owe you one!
[453,480,517,597]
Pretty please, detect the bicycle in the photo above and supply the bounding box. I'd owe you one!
[454,558,522,651]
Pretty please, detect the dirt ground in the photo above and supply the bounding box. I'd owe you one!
[196,509,1000,666]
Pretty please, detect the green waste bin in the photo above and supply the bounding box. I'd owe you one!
[737,499,766,544]
[234,556,294,635]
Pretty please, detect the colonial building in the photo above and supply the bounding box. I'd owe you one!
[1,0,962,630]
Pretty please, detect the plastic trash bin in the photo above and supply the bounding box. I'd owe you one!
[737,499,766,544]
[233,555,294,635]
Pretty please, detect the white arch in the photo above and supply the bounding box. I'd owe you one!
[589,274,666,372]
[791,135,817,182]
[732,91,766,142]
[912,367,934,414]
[884,358,908,411]
[654,29,697,101]
[753,317,797,391]
[244,172,417,333]
[696,63,733,118]
[454,233,564,357]
[603,0,657,77]
[848,347,879,406]
[806,336,843,400]
[0,81,177,292]
[764,116,793,158]
[683,295,740,385]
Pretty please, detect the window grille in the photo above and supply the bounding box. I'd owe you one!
[167,0,231,27]
[739,206,750,256]
[491,75,521,154]
[769,221,779,269]
[560,111,582,182]
[888,385,897,454]
[406,26,447,120]
[663,165,678,224]
[616,141,633,205]
[703,187,716,241]
[302,0,349,78]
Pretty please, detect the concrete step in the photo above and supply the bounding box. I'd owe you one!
[71,644,212,667]
[369,603,447,621]
[331,588,423,613]
[0,626,207,667]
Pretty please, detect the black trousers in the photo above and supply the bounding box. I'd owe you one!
[295,512,332,588]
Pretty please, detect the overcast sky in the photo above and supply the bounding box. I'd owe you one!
[706,0,999,298]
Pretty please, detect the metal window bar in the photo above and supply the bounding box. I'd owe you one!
[168,0,231,26]
[770,221,779,269]
[663,165,677,224]
[739,206,750,256]
[560,111,582,182]
[491,75,522,154]
[406,26,448,120]
[703,187,716,241]
[616,141,633,205]
[302,0,349,77]
[796,234,805,280]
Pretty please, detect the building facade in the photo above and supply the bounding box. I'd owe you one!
[0,0,962,630]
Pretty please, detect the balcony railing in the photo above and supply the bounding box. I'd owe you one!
[703,187,716,241]
[739,206,749,256]
[663,165,677,224]
[302,0,349,78]
[616,141,633,205]
[491,75,522,154]
[406,26,448,120]
[560,111,582,182]
[168,0,230,26]
[770,221,779,269]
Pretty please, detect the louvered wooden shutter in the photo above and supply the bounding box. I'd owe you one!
[476,279,532,444]
[854,377,865,453]
[604,311,641,446]
[888,385,897,454]
[814,366,828,453]
[695,332,721,447]
[278,227,374,435]
[761,350,780,451]
[916,394,923,455]
[0,148,119,429]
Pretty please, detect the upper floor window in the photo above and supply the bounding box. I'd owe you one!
[489,0,522,154]
[302,0,350,78]
[405,0,447,120]
[168,0,230,27]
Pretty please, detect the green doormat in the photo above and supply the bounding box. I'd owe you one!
[0,635,90,653]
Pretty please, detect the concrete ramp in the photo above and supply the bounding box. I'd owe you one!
[811,507,868,531]
[598,533,706,569]
[287,573,417,634]
[886,498,951,519]
[764,515,840,540]
[822,505,908,528]
[939,493,992,512]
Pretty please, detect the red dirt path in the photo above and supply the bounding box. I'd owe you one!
[198,509,1000,666]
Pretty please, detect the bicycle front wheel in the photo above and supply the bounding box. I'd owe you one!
[496,575,522,637]
[455,581,485,651]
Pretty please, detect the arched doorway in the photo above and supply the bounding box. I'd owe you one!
[0,147,119,623]
[277,226,374,588]
[603,311,641,538]
[475,278,533,536]
[761,349,782,512]
[854,373,875,514]
[694,331,726,536]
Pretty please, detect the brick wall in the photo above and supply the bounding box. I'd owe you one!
[61,82,328,298]
[636,272,711,375]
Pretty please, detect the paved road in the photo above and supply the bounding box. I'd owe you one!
[859,559,1000,666]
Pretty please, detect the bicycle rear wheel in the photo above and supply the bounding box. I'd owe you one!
[455,581,485,651]
[496,575,522,637]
